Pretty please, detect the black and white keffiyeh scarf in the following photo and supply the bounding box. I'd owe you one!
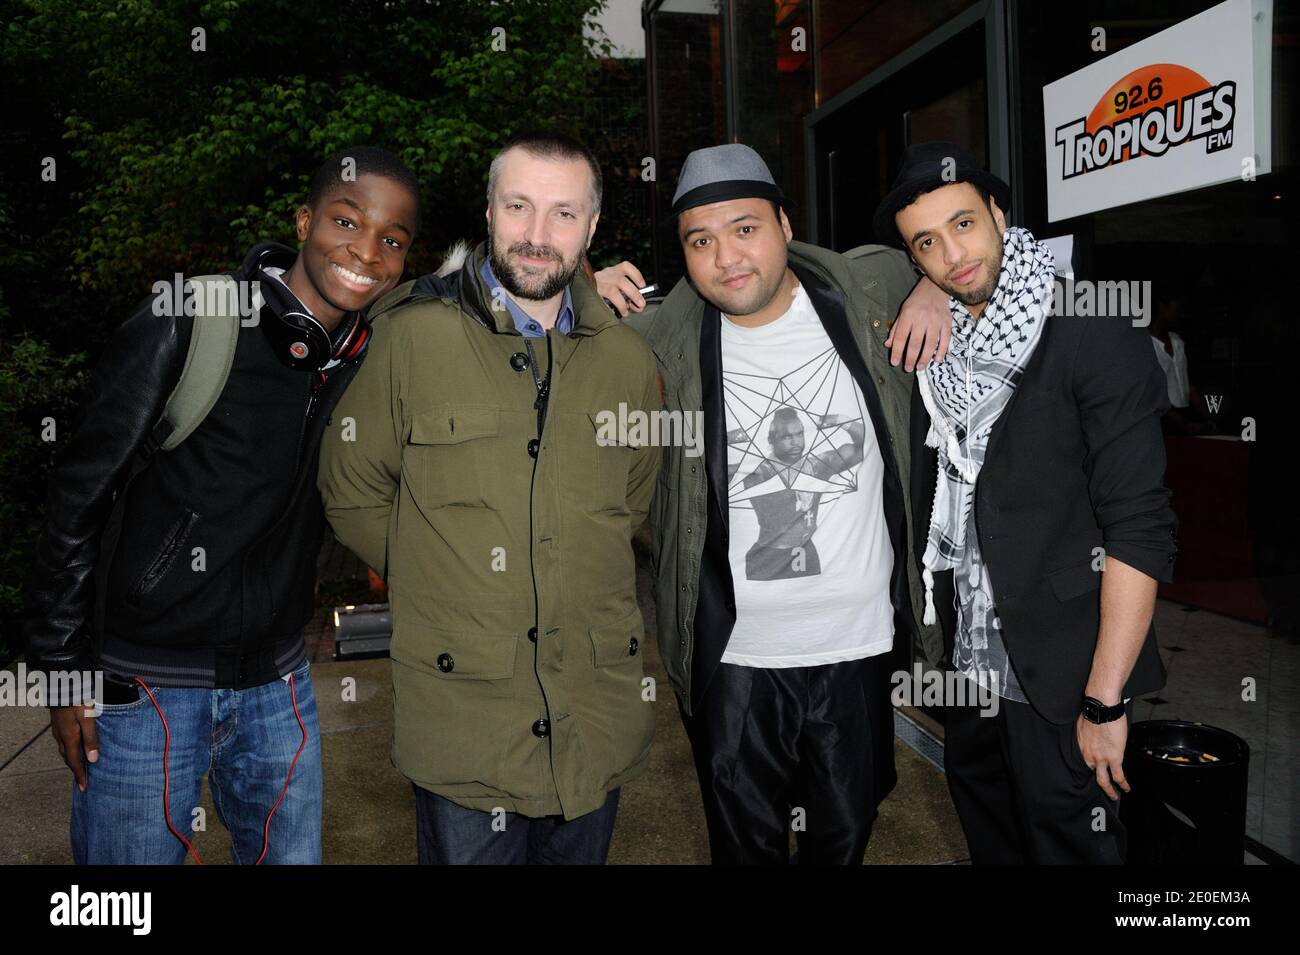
[917,226,1056,625]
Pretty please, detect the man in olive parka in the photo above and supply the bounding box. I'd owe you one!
[319,133,660,864]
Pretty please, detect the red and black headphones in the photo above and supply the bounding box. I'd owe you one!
[255,256,370,372]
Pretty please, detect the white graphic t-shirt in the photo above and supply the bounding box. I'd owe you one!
[719,282,894,668]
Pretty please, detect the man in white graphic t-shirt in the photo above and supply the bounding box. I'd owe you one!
[627,144,951,864]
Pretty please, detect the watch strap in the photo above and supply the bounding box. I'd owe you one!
[1082,696,1126,724]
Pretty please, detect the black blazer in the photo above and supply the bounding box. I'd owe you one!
[911,314,1177,724]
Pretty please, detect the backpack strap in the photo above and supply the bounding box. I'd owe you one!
[145,273,243,455]
[91,274,243,646]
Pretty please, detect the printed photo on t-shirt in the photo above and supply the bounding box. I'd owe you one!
[724,345,866,581]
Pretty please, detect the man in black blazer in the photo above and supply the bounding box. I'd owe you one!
[876,143,1177,864]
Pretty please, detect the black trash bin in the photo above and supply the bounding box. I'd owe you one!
[1121,720,1250,865]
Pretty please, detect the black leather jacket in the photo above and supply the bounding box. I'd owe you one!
[24,242,367,697]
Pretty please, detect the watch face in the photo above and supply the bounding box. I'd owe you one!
[1083,698,1112,723]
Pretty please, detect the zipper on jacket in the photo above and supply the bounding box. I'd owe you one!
[526,335,554,635]
[294,371,325,465]
[130,507,199,598]
[253,359,361,561]
[525,334,559,799]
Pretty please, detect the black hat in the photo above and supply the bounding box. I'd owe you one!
[872,142,1010,248]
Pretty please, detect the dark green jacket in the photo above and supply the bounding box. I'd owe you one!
[627,241,944,714]
[319,242,661,819]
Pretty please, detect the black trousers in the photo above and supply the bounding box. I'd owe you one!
[680,656,895,865]
[943,692,1129,864]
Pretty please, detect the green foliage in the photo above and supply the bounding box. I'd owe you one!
[2,0,613,337]
[0,327,87,664]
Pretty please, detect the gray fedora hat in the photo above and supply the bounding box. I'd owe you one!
[671,144,794,217]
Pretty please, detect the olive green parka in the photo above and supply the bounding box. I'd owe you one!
[319,242,661,819]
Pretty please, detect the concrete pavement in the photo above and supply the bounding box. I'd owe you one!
[0,546,968,865]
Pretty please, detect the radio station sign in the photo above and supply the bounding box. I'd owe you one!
[1043,0,1272,222]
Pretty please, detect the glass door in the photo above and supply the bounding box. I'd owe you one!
[811,21,989,251]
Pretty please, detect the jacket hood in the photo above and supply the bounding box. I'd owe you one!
[437,240,471,278]
[240,240,299,278]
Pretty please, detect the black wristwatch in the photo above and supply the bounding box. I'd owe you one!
[1081,696,1126,724]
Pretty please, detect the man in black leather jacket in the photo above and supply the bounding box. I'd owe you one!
[23,147,420,864]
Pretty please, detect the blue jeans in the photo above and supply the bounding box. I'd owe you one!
[413,785,620,865]
[70,663,322,864]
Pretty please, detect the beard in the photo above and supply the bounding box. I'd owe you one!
[488,234,583,302]
[942,247,1004,309]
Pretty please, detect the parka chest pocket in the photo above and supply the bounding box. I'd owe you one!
[557,411,634,513]
[405,405,501,507]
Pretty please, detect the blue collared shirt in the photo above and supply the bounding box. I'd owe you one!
[480,259,575,337]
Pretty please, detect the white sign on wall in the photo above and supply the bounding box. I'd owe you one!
[1043,0,1273,222]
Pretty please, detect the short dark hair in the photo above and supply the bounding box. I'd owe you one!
[306,146,421,235]
[768,407,802,444]
[487,131,603,215]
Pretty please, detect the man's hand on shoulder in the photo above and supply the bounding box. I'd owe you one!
[886,275,951,372]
